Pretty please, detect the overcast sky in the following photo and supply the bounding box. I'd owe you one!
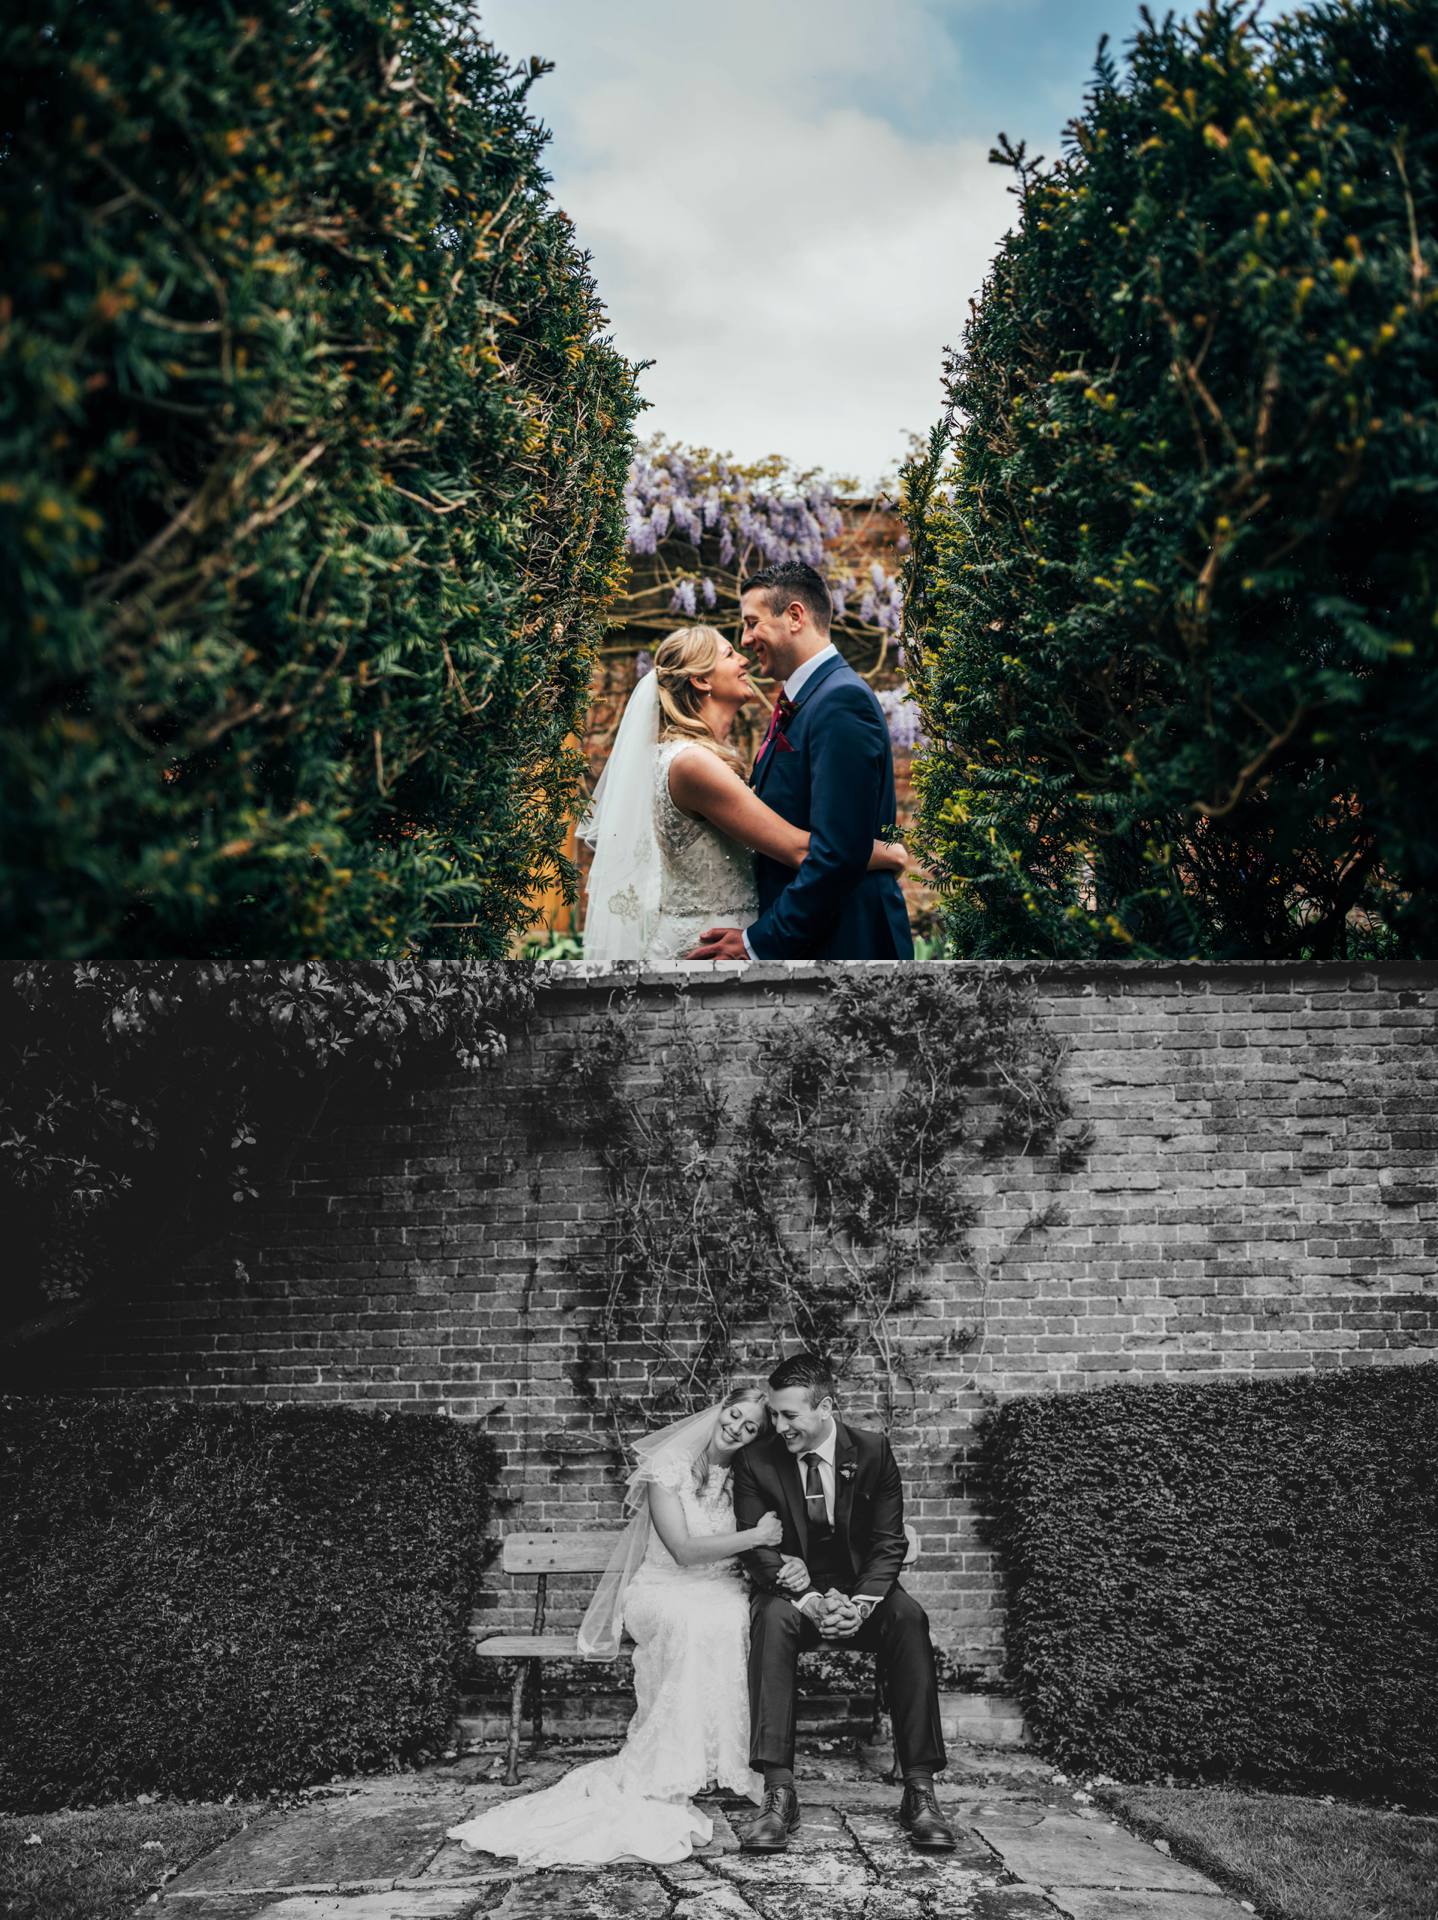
[475,1,1295,489]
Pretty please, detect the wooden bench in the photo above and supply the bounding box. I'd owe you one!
[475,1526,919,1785]
[473,1533,629,1784]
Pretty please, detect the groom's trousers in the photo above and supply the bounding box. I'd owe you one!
[747,1583,947,1775]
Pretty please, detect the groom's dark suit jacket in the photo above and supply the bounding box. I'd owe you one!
[747,652,914,960]
[732,1419,909,1603]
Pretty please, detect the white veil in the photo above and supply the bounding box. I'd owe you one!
[579,666,663,964]
[576,1403,725,1657]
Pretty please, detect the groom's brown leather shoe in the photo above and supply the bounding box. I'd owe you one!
[899,1782,956,1851]
[741,1785,801,1852]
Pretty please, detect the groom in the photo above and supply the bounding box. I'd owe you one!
[731,1353,955,1853]
[683,563,915,961]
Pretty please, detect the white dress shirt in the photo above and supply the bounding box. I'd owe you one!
[781,642,839,704]
[741,645,842,956]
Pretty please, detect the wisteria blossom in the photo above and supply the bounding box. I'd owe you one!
[876,684,926,754]
[624,441,843,613]
[617,437,918,751]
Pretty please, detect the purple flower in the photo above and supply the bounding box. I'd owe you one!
[635,650,654,681]
[877,684,924,752]
[670,578,697,617]
[701,576,717,609]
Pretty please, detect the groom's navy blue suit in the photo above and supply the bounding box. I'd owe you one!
[747,652,914,960]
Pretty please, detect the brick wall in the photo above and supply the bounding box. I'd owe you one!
[46,962,1438,1681]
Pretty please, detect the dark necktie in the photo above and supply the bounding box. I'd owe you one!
[802,1451,831,1539]
[757,691,796,760]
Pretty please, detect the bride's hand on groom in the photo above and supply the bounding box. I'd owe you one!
[683,925,749,961]
[775,1553,810,1593]
[753,1509,785,1547]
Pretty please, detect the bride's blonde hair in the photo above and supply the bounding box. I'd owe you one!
[653,626,745,772]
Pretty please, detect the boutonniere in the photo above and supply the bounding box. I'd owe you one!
[838,1461,857,1484]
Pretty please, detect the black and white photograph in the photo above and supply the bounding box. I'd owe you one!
[3,2,1437,1918]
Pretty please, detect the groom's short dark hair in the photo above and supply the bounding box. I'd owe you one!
[769,1351,836,1405]
[741,562,832,636]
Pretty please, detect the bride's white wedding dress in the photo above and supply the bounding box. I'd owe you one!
[580,666,759,964]
[648,742,759,961]
[445,1453,763,1867]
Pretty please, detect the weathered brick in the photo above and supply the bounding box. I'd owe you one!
[40,961,1438,1680]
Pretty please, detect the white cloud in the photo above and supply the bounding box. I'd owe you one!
[476,1,1017,488]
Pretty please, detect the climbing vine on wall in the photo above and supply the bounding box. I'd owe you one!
[553,969,1089,1442]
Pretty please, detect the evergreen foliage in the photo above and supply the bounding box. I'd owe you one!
[987,1363,1438,1797]
[906,0,1438,959]
[1,0,639,956]
[0,1395,500,1806]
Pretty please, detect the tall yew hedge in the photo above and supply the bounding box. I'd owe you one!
[906,0,1438,960]
[1,1,639,957]
[1,1396,502,1807]
[988,1365,1438,1798]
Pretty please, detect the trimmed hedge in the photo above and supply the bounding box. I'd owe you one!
[907,0,1438,960]
[0,1396,501,1809]
[1,1,639,957]
[987,1363,1438,1799]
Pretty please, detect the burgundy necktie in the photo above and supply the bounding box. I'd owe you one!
[757,691,796,760]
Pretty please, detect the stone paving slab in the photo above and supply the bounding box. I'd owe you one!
[947,1751,1059,1783]
[961,1803,1049,1826]
[144,1744,1254,1920]
[966,1898,1070,1920]
[414,1839,528,1885]
[846,1810,1010,1880]
[486,1872,671,1917]
[164,1785,476,1895]
[671,1881,764,1920]
[711,1844,973,1920]
[149,1898,279,1920]
[1047,1894,1249,1919]
[252,1897,487,1920]
[972,1812,1232,1896]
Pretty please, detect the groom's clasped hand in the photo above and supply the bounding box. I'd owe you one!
[773,1553,866,1637]
[807,1588,865,1638]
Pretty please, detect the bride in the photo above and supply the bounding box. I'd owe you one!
[446,1389,782,1867]
[581,627,906,963]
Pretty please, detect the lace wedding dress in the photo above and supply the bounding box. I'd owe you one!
[445,1454,763,1867]
[647,742,759,961]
